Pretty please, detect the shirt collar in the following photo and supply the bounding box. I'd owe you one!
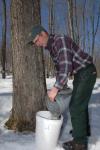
[45,34,55,50]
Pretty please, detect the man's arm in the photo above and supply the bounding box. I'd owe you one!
[48,37,69,101]
[54,37,69,90]
[54,50,68,90]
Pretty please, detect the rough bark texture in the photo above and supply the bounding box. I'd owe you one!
[5,0,46,132]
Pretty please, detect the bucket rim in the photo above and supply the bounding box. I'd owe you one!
[36,111,63,121]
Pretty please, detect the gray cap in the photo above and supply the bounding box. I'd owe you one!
[27,25,47,45]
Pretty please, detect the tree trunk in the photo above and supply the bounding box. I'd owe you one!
[45,0,55,78]
[86,18,91,54]
[1,0,6,79]
[82,0,86,50]
[5,0,46,132]
[67,0,74,40]
[91,5,100,61]
[49,0,55,34]
[74,0,80,45]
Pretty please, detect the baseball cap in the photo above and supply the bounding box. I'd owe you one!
[27,25,47,45]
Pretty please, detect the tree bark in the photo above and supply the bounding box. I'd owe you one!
[82,0,86,50]
[91,5,100,61]
[46,0,55,77]
[1,0,6,79]
[5,0,46,132]
[67,0,74,40]
[74,0,80,45]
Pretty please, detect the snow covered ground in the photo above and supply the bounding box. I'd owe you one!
[0,75,100,150]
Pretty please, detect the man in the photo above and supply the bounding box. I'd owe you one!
[27,25,97,150]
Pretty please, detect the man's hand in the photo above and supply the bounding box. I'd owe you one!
[47,86,59,102]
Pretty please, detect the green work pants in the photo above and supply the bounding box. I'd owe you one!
[69,63,97,144]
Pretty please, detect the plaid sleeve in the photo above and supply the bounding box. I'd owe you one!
[54,37,68,90]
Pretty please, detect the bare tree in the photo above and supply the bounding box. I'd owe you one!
[45,0,55,78]
[86,18,91,54]
[90,4,100,61]
[74,0,80,44]
[5,0,46,132]
[82,0,86,50]
[49,0,55,34]
[1,0,6,78]
[67,0,74,40]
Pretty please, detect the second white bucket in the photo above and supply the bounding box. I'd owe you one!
[35,111,63,150]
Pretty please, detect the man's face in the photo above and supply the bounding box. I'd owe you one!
[33,31,48,47]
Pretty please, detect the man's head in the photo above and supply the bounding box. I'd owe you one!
[27,25,49,47]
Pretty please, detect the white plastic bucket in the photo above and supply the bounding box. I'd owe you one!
[35,111,63,150]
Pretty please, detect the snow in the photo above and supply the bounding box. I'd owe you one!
[0,75,100,150]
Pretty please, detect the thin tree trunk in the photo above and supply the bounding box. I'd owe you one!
[1,0,6,79]
[91,5,100,61]
[86,18,91,54]
[74,0,80,44]
[46,0,55,77]
[67,0,74,40]
[49,0,55,34]
[82,0,86,50]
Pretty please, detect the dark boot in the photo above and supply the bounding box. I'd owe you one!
[62,140,87,150]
